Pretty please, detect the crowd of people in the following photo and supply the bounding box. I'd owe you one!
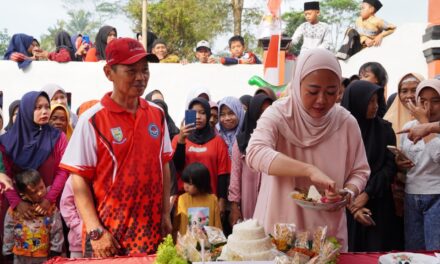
[0,0,439,263]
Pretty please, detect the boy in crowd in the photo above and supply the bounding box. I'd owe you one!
[291,1,332,54]
[194,40,217,64]
[220,35,261,65]
[3,169,63,264]
[356,0,396,47]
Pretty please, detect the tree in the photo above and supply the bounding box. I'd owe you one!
[231,0,244,36]
[0,28,11,57]
[321,0,360,50]
[40,20,66,51]
[124,0,230,59]
[65,10,100,37]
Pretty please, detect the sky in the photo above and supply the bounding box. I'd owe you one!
[0,0,429,52]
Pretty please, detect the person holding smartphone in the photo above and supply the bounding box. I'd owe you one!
[341,80,402,252]
[400,79,440,251]
[171,97,231,229]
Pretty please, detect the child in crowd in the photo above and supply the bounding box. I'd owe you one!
[337,0,395,60]
[217,96,245,157]
[221,35,261,65]
[291,1,332,54]
[209,101,219,130]
[3,169,64,264]
[173,162,222,236]
[359,62,388,118]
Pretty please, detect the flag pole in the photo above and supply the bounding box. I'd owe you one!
[142,0,148,50]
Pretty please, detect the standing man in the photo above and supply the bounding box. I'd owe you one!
[60,38,171,257]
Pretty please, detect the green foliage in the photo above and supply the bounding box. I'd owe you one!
[321,0,360,49]
[155,234,187,264]
[0,28,11,57]
[124,0,230,59]
[40,20,66,51]
[65,10,101,37]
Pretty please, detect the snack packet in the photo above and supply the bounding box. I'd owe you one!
[294,231,310,249]
[311,226,327,253]
[203,226,227,245]
[273,223,296,251]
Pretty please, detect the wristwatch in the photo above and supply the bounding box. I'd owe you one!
[88,228,104,241]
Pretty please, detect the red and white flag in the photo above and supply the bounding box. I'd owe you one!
[264,0,282,85]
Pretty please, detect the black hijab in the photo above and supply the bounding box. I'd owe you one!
[95,25,117,60]
[236,94,273,154]
[152,99,180,140]
[145,90,163,101]
[341,80,388,174]
[55,30,75,60]
[187,98,216,145]
[239,95,252,110]
[5,100,20,131]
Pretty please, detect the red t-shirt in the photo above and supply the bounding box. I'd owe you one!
[172,135,230,194]
[61,92,172,254]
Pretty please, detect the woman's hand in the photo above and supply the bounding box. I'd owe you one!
[306,165,336,191]
[407,100,430,124]
[349,192,369,213]
[177,123,196,144]
[229,202,242,226]
[395,155,414,172]
[34,198,52,216]
[91,229,121,258]
[0,173,13,194]
[353,207,375,226]
[15,201,35,220]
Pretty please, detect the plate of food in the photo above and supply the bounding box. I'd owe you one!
[290,185,348,211]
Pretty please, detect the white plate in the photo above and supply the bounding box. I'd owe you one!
[378,252,440,264]
[289,192,347,211]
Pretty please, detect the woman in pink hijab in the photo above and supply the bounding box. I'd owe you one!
[246,49,370,251]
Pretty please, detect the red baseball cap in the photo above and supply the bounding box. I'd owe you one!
[105,37,159,66]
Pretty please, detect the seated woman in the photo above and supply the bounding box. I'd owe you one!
[341,80,402,251]
[85,25,117,62]
[35,30,76,62]
[246,48,370,251]
[151,39,180,63]
[400,79,440,251]
[3,33,38,69]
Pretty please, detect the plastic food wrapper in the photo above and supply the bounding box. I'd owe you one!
[176,231,211,262]
[273,223,296,251]
[294,231,310,249]
[311,226,327,253]
[203,226,227,245]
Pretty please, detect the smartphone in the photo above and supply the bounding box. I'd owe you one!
[387,145,412,162]
[363,214,376,226]
[185,110,196,126]
[82,35,90,44]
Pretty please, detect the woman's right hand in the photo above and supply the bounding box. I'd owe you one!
[395,156,414,171]
[353,207,374,226]
[306,166,336,191]
[15,201,35,220]
[229,202,242,226]
[177,123,196,144]
[0,173,13,194]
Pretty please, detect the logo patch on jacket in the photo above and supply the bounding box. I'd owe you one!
[111,127,125,144]
[148,123,160,139]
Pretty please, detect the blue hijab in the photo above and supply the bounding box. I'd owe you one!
[0,91,61,169]
[216,96,245,156]
[3,33,34,69]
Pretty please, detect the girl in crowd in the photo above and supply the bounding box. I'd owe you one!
[0,91,69,220]
[3,33,38,69]
[341,80,401,251]
[145,89,165,101]
[151,39,180,63]
[400,79,440,250]
[384,73,425,147]
[209,101,219,130]
[239,94,252,112]
[85,25,117,62]
[5,100,20,131]
[359,62,388,117]
[229,93,273,225]
[217,96,245,157]
[172,98,230,222]
[35,31,76,62]
[246,49,369,251]
[49,104,74,140]
[41,83,78,127]
[173,162,222,236]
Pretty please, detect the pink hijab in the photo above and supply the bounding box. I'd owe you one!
[416,79,440,99]
[266,48,351,148]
